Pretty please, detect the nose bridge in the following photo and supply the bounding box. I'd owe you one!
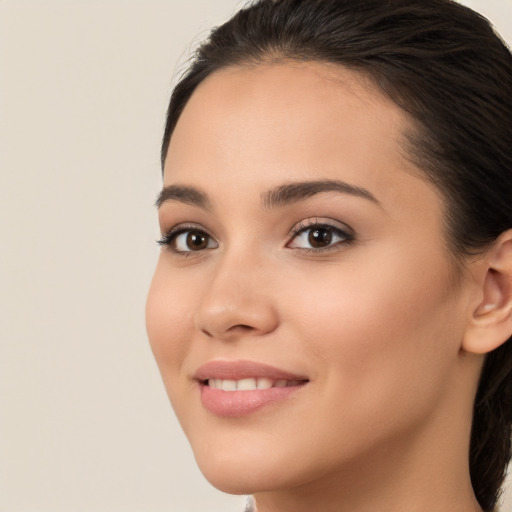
[194,246,279,340]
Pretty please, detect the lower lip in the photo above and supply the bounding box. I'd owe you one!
[199,383,305,417]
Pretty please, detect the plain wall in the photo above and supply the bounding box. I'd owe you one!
[1,1,511,511]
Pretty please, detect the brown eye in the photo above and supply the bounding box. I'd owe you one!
[288,222,354,252]
[308,228,333,248]
[158,227,218,253]
[186,231,209,250]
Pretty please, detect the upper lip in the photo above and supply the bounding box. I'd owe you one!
[194,360,309,382]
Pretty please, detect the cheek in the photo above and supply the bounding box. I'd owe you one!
[285,247,461,423]
[145,259,196,386]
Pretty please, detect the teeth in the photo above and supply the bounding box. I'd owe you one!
[221,379,237,391]
[207,378,303,391]
[237,378,257,390]
[256,377,273,389]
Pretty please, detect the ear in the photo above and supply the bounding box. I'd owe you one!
[463,230,512,355]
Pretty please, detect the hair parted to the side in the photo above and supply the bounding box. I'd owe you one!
[161,1,512,510]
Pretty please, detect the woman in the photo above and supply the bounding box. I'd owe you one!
[146,1,512,511]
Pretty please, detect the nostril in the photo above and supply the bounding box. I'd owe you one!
[228,324,254,332]
[201,329,213,338]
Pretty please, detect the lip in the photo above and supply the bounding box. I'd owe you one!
[194,360,309,417]
[194,359,308,381]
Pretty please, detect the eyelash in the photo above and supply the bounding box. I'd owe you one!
[157,224,214,255]
[157,219,355,255]
[288,219,355,253]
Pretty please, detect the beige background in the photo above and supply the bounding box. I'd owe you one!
[1,1,511,511]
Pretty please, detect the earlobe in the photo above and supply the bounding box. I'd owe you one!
[463,230,512,355]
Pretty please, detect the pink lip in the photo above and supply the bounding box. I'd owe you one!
[194,359,308,381]
[194,360,309,418]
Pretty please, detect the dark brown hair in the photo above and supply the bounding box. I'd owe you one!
[161,1,512,510]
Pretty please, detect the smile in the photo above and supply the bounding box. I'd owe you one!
[194,360,309,417]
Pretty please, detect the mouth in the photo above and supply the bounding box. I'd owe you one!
[194,360,309,417]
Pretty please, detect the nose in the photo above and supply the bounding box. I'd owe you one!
[193,255,279,341]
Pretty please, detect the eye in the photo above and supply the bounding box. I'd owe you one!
[158,226,218,254]
[287,220,354,252]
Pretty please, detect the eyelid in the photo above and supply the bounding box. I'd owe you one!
[288,217,354,237]
[287,217,355,251]
[157,223,218,252]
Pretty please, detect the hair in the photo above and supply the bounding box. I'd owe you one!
[160,1,512,510]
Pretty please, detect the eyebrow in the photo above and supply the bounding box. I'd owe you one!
[261,179,380,209]
[155,179,379,210]
[155,185,211,209]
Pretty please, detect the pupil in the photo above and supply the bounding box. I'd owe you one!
[309,228,332,248]
[187,231,208,250]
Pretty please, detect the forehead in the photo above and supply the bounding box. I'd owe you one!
[165,61,414,182]
[163,61,440,220]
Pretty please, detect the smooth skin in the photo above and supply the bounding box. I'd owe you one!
[146,62,512,512]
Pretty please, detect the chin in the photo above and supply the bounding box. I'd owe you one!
[191,444,274,494]
[190,430,346,498]
[189,436,305,495]
[200,468,267,496]
[197,457,299,496]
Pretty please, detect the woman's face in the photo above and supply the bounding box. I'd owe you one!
[146,62,476,494]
